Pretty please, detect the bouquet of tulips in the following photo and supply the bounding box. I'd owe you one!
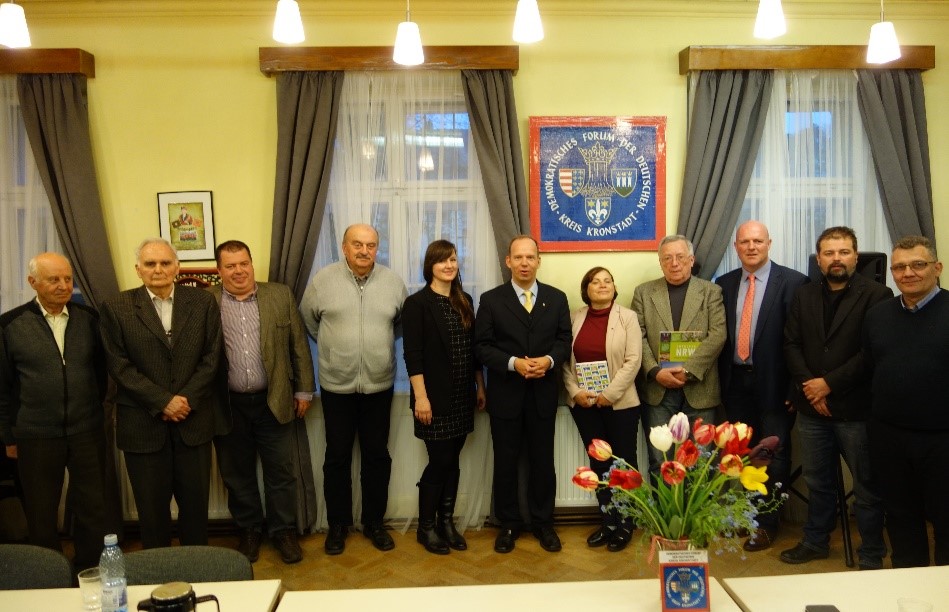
[572,412,783,549]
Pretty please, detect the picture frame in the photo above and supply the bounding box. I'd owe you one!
[158,191,216,261]
[529,116,666,252]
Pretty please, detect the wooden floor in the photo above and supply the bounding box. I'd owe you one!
[227,521,881,592]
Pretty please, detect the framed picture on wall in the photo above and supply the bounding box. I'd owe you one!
[529,116,666,252]
[158,190,216,261]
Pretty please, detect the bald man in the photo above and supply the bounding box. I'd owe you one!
[301,224,407,555]
[0,253,108,570]
[715,221,808,551]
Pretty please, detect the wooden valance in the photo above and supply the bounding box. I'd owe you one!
[679,45,935,75]
[0,48,95,77]
[259,45,518,75]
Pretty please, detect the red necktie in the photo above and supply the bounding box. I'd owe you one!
[737,274,755,361]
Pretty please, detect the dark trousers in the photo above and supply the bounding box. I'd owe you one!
[320,387,393,527]
[569,405,640,527]
[489,389,556,530]
[124,427,212,549]
[722,366,795,531]
[869,419,949,567]
[421,437,466,485]
[17,429,108,569]
[215,391,296,535]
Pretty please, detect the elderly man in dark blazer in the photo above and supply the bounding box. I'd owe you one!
[632,235,726,473]
[475,235,572,554]
[100,238,222,548]
[209,240,314,564]
[716,221,809,552]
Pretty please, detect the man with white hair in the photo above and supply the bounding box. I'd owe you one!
[100,238,222,548]
[0,252,108,570]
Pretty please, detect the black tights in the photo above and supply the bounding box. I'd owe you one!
[420,436,467,485]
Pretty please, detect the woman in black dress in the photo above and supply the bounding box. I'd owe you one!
[402,239,486,554]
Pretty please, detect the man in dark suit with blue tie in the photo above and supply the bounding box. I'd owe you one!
[716,221,808,552]
[475,235,572,554]
[100,238,223,548]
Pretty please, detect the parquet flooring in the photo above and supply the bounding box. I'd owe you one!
[232,521,878,592]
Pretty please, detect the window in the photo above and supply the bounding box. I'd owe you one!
[714,70,893,284]
[310,71,501,391]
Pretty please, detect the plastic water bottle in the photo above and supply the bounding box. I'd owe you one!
[99,533,128,612]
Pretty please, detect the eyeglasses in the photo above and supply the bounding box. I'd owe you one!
[660,254,692,265]
[890,260,936,274]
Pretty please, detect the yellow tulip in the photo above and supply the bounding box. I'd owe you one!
[739,465,769,495]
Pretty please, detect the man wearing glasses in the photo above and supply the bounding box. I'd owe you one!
[631,234,726,474]
[863,235,948,567]
[782,226,891,570]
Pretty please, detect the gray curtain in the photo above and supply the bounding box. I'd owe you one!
[677,70,773,278]
[461,70,528,278]
[16,74,119,307]
[16,73,123,539]
[269,71,344,301]
[856,69,935,245]
[269,70,343,535]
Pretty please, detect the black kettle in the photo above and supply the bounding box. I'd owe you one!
[136,581,220,612]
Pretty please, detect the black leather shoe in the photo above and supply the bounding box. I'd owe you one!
[607,528,633,552]
[743,526,777,552]
[531,525,562,552]
[494,528,519,553]
[779,542,829,564]
[586,526,611,548]
[273,529,303,564]
[236,528,262,562]
[363,523,395,551]
[324,524,348,556]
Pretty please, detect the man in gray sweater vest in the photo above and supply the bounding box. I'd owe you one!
[301,223,407,555]
[0,253,108,570]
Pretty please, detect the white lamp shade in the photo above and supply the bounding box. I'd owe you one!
[273,0,305,44]
[753,0,786,39]
[0,3,31,49]
[866,21,901,64]
[513,0,544,44]
[393,20,424,66]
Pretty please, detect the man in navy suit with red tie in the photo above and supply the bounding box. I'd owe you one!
[716,221,808,552]
[475,235,572,554]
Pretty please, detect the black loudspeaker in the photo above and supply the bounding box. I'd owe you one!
[806,251,888,285]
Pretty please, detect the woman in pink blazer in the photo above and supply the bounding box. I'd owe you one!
[563,267,643,552]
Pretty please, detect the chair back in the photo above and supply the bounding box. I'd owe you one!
[0,544,73,589]
[124,546,253,586]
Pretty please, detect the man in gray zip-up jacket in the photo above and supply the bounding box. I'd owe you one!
[301,223,407,555]
[0,253,108,570]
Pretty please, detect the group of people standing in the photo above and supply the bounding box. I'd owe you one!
[0,220,945,573]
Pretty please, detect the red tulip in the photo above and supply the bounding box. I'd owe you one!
[725,422,753,456]
[675,439,700,468]
[608,468,643,490]
[693,418,715,446]
[660,461,687,485]
[572,467,600,491]
[588,439,613,462]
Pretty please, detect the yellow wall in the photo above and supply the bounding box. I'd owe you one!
[25,1,949,308]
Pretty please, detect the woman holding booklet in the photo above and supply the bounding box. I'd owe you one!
[563,266,643,552]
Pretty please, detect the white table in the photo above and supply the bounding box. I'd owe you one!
[722,566,949,611]
[277,578,741,611]
[0,578,282,611]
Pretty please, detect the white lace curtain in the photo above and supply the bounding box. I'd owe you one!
[0,76,62,313]
[713,70,894,286]
[306,70,500,532]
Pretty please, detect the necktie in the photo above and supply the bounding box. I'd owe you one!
[737,274,755,361]
[523,289,533,313]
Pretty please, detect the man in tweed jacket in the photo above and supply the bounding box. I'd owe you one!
[100,238,222,548]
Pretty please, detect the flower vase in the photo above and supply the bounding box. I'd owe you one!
[655,536,710,612]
